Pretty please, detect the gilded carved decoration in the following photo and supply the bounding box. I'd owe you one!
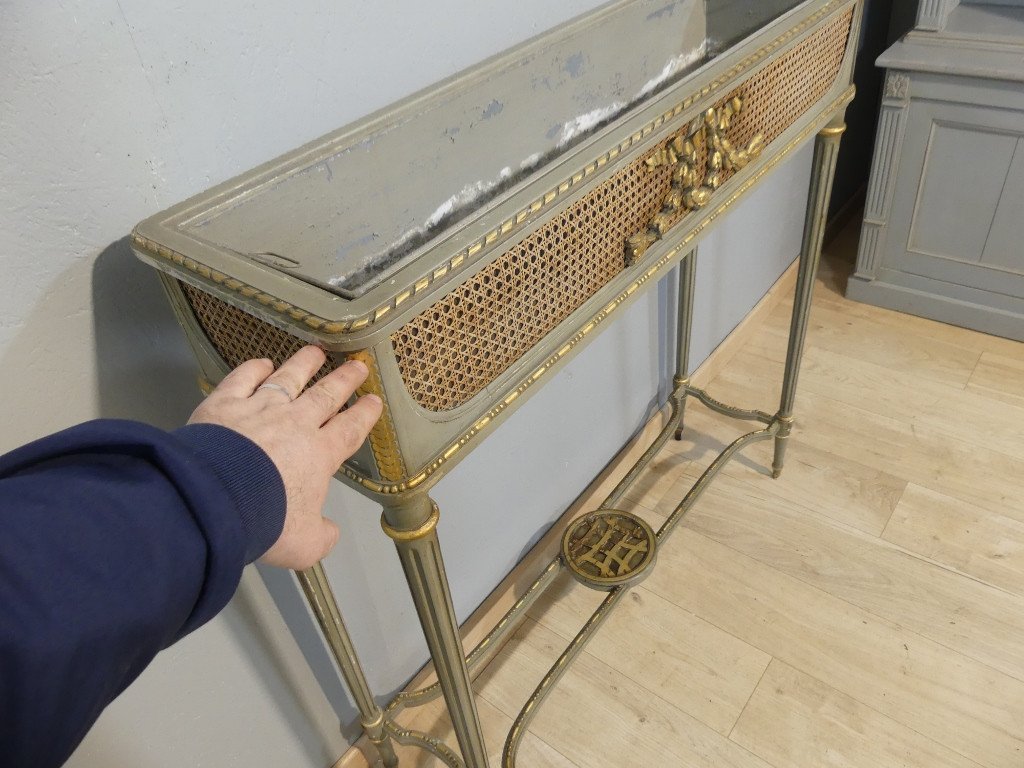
[626,95,764,263]
[561,510,657,589]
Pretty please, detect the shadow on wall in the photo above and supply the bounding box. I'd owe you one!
[257,564,365,742]
[228,567,361,760]
[0,238,194,448]
[91,237,198,428]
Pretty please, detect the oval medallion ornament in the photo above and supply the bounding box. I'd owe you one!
[561,509,657,590]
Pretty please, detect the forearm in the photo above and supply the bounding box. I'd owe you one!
[0,419,285,767]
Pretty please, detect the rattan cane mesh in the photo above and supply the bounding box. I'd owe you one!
[392,10,852,411]
[180,283,339,377]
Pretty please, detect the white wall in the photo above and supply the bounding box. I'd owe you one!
[0,1,812,765]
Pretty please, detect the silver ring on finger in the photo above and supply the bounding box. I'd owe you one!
[256,381,295,400]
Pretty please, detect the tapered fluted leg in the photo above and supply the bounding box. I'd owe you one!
[297,563,399,767]
[382,495,490,768]
[773,116,847,478]
[674,248,698,440]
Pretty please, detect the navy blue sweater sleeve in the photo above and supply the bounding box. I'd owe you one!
[0,419,286,768]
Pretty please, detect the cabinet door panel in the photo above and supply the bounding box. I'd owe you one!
[981,141,1024,273]
[885,98,1024,298]
[908,121,1016,263]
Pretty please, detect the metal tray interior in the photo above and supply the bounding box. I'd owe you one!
[159,0,804,299]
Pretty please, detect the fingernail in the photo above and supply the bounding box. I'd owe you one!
[348,359,368,375]
[365,394,382,408]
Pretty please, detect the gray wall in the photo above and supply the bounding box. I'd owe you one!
[0,1,811,765]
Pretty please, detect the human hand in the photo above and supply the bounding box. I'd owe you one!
[188,346,382,570]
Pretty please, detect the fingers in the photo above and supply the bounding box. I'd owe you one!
[206,358,274,401]
[252,346,326,403]
[321,394,383,461]
[293,359,369,425]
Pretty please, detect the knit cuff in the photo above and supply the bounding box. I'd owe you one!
[172,424,286,563]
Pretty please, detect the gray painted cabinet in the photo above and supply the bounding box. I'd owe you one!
[848,0,1024,340]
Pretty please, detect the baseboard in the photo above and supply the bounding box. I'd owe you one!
[846,273,1024,343]
[334,257,799,768]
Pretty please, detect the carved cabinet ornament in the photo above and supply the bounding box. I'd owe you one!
[884,71,909,100]
[626,94,764,263]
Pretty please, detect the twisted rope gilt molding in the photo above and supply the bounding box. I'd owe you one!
[341,83,856,495]
[130,233,352,334]
[131,0,849,338]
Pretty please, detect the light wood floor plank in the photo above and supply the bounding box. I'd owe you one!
[708,356,1024,522]
[883,483,1024,600]
[731,660,984,768]
[526,571,772,735]
[475,618,774,768]
[390,695,579,768]
[655,405,906,536]
[620,449,693,511]
[750,299,983,389]
[738,340,1024,463]
[966,351,1024,408]
[678,474,1024,682]
[644,528,1024,768]
[810,284,1024,363]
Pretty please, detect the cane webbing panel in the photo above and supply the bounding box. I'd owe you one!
[180,282,338,377]
[392,10,852,412]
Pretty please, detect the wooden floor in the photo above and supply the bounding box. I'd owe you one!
[390,222,1024,768]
